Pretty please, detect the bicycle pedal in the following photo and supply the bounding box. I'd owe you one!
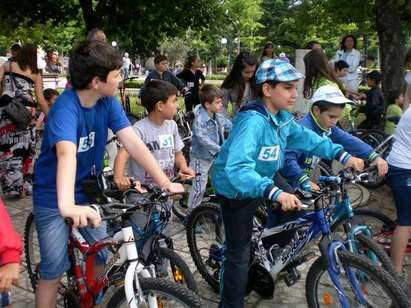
[284,268,301,286]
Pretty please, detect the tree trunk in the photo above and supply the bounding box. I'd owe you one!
[375,0,407,99]
[79,0,96,31]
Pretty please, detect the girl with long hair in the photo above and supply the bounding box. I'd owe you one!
[221,51,257,116]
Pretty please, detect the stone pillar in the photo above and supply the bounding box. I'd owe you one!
[294,49,310,114]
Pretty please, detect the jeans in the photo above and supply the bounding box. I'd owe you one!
[218,196,260,308]
[188,158,213,209]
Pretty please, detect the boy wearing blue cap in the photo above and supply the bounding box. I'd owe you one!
[211,59,364,308]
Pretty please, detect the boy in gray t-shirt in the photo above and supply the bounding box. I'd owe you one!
[114,80,194,190]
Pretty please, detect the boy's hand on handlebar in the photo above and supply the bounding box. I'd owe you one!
[0,263,20,293]
[113,175,132,191]
[344,156,364,172]
[371,157,388,177]
[178,166,195,180]
[163,182,185,194]
[60,205,101,228]
[276,192,302,211]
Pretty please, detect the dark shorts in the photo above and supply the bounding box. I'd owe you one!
[386,165,411,226]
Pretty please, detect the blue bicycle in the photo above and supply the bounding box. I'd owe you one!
[186,170,409,307]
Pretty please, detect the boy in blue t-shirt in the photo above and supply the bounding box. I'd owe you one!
[211,59,365,308]
[32,40,183,307]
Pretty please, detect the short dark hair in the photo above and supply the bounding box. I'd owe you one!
[306,40,321,50]
[154,55,168,65]
[141,80,178,113]
[256,80,280,98]
[366,70,382,84]
[386,88,404,105]
[199,84,223,107]
[334,60,349,71]
[87,28,107,42]
[311,101,345,112]
[10,44,21,53]
[69,40,122,90]
[43,88,59,101]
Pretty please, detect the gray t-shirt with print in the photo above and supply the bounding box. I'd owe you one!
[128,117,184,185]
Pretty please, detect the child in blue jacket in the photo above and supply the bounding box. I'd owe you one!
[211,59,364,308]
[281,84,388,191]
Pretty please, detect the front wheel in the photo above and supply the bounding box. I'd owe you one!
[155,247,197,292]
[305,250,410,307]
[106,277,203,308]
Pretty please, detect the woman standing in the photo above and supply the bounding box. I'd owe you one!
[0,44,48,197]
[177,55,205,112]
[333,35,361,93]
[260,41,276,62]
[221,51,257,117]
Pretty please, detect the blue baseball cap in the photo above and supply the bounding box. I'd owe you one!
[255,59,304,85]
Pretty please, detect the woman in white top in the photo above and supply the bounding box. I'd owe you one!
[386,107,411,274]
[333,35,361,93]
[260,41,276,63]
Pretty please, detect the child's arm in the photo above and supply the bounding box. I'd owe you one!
[0,198,22,293]
[117,127,183,192]
[192,118,221,156]
[175,151,195,179]
[113,147,132,190]
[34,73,49,114]
[55,141,102,228]
[281,149,309,187]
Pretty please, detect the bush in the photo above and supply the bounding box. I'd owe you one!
[207,73,227,80]
[124,80,144,88]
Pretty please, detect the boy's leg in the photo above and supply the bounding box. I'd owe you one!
[386,166,411,273]
[187,158,212,209]
[218,196,259,308]
[33,206,70,308]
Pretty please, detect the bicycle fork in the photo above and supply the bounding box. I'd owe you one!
[322,239,367,308]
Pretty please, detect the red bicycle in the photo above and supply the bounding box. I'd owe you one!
[24,202,202,308]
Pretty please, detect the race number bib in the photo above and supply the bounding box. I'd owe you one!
[158,134,174,149]
[258,146,280,161]
[78,132,95,153]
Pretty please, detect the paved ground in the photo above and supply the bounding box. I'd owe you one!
[4,184,409,307]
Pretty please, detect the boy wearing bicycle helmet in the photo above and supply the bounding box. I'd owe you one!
[211,59,364,308]
[281,84,388,192]
[33,41,184,308]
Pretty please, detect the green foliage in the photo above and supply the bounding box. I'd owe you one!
[124,80,144,89]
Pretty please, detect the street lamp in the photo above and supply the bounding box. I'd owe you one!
[111,41,117,48]
[221,38,227,45]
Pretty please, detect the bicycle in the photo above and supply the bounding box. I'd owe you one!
[186,169,408,307]
[24,201,202,308]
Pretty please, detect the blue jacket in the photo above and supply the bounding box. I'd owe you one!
[281,112,377,188]
[190,105,232,161]
[211,101,351,201]
[139,70,184,98]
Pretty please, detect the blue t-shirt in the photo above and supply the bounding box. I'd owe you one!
[33,89,130,208]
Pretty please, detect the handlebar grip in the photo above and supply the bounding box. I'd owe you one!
[318,176,341,184]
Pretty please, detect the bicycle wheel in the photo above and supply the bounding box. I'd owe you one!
[106,277,202,307]
[24,212,40,290]
[186,202,224,291]
[155,247,197,292]
[306,250,410,307]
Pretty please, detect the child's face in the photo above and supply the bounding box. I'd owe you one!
[396,94,404,106]
[98,69,122,96]
[156,60,168,73]
[263,81,298,111]
[366,78,376,88]
[205,97,223,114]
[158,94,178,120]
[336,68,348,78]
[48,95,58,106]
[344,37,355,50]
[313,105,343,129]
[241,64,256,82]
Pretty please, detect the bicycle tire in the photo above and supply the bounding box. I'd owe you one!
[156,247,198,292]
[24,212,38,291]
[106,277,202,308]
[306,250,410,308]
[186,202,222,291]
